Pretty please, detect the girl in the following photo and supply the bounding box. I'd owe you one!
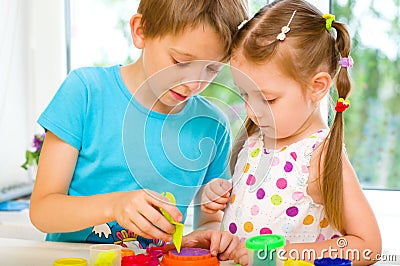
[201,0,381,264]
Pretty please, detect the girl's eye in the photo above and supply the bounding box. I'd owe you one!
[261,97,276,104]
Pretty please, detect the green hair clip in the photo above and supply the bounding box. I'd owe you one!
[322,13,335,31]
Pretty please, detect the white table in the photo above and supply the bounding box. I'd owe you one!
[0,237,236,266]
[0,237,399,266]
[0,192,399,266]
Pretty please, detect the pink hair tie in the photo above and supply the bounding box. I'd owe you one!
[339,56,354,68]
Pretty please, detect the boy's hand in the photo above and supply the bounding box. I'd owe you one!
[201,178,232,214]
[112,189,182,242]
[181,230,240,261]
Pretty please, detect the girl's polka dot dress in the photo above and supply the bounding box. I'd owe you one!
[221,129,341,244]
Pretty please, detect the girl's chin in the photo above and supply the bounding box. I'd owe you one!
[259,127,276,136]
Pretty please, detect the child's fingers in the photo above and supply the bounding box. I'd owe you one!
[125,211,173,242]
[217,232,240,261]
[204,189,230,204]
[208,231,239,260]
[146,190,183,223]
[211,178,232,197]
[202,188,220,205]
[204,201,226,212]
[233,242,249,265]
[203,180,231,205]
[201,202,226,213]
[137,202,176,235]
[200,205,215,214]
[208,231,222,256]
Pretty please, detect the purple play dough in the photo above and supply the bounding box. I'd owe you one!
[171,248,210,256]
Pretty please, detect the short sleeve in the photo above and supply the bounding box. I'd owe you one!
[37,70,88,150]
[202,120,232,184]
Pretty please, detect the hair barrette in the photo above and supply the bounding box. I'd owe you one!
[322,14,335,31]
[237,19,248,30]
[339,56,354,68]
[335,98,350,113]
[276,10,297,41]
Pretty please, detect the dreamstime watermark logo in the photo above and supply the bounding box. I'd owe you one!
[256,237,399,264]
[336,237,348,248]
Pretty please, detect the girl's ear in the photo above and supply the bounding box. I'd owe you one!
[130,14,145,49]
[311,72,331,103]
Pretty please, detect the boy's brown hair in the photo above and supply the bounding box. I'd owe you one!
[137,0,249,61]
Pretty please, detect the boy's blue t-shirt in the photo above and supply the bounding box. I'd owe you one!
[37,65,231,247]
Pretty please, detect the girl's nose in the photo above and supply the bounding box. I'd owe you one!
[246,103,263,124]
[246,101,265,118]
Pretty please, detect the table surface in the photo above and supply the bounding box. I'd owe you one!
[1,237,399,266]
[0,237,236,266]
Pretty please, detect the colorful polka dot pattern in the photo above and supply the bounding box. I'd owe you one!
[271,194,282,206]
[244,221,253,233]
[303,215,314,225]
[251,205,259,215]
[276,178,287,189]
[256,188,265,199]
[260,227,272,234]
[243,163,250,173]
[246,174,256,186]
[230,194,236,204]
[229,223,237,234]
[221,129,341,244]
[286,206,299,217]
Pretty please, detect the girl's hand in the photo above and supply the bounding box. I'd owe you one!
[201,178,232,214]
[232,241,249,265]
[112,189,182,242]
[181,230,240,261]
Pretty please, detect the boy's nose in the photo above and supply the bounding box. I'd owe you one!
[185,81,202,92]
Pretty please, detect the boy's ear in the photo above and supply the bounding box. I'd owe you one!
[130,14,145,49]
[311,72,331,102]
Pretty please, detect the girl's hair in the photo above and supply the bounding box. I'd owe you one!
[137,0,249,61]
[230,0,352,233]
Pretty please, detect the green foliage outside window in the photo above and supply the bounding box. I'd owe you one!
[332,0,400,189]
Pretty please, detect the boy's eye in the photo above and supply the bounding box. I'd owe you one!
[173,58,190,67]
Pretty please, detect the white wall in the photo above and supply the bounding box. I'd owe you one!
[0,0,66,186]
[27,0,67,133]
[308,0,330,122]
[307,0,330,12]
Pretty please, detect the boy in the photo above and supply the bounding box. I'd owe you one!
[30,0,248,260]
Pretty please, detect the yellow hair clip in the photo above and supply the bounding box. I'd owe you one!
[322,13,335,31]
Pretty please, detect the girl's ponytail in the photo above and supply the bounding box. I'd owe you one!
[320,20,352,233]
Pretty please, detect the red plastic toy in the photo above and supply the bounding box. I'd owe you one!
[121,253,159,266]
